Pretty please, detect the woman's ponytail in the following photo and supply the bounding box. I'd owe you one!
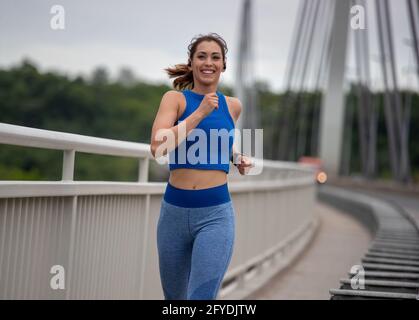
[164,62,194,90]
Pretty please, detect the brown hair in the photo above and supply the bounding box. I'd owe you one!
[164,33,228,90]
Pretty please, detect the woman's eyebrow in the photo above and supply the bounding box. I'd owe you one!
[197,51,221,55]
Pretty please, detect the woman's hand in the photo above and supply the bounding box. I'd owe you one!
[197,92,219,117]
[234,153,254,175]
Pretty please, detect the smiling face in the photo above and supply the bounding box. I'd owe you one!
[189,40,225,87]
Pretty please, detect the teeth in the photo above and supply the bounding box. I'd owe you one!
[202,70,214,74]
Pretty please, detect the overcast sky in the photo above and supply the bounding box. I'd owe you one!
[0,0,416,92]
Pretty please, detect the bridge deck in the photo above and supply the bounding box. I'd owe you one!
[247,201,372,299]
[326,187,419,300]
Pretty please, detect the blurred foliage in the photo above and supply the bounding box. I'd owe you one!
[0,60,230,181]
[0,60,418,183]
[344,86,419,183]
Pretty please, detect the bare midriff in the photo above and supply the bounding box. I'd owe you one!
[168,168,228,190]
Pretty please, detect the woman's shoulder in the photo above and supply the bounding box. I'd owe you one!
[162,89,184,99]
[161,90,186,105]
[225,95,242,119]
[225,95,242,105]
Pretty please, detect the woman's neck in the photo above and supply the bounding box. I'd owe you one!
[191,84,218,95]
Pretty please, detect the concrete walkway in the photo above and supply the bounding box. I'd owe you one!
[247,201,372,300]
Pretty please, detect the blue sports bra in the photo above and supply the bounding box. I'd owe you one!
[168,89,235,173]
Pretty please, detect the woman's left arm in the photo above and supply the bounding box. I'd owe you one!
[228,97,254,175]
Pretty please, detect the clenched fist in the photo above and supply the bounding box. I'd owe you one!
[197,92,219,117]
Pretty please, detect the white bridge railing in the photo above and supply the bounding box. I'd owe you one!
[0,122,317,299]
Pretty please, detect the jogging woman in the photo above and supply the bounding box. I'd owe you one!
[150,33,253,300]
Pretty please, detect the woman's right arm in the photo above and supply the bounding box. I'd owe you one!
[149,90,212,159]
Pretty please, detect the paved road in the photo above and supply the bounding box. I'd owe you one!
[247,201,372,300]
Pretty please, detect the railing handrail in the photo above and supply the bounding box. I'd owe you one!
[0,123,311,181]
[0,122,152,159]
[0,177,313,198]
[0,122,316,175]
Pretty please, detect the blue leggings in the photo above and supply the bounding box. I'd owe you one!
[157,182,235,300]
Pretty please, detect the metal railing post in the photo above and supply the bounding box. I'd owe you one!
[62,150,75,181]
[138,158,149,182]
